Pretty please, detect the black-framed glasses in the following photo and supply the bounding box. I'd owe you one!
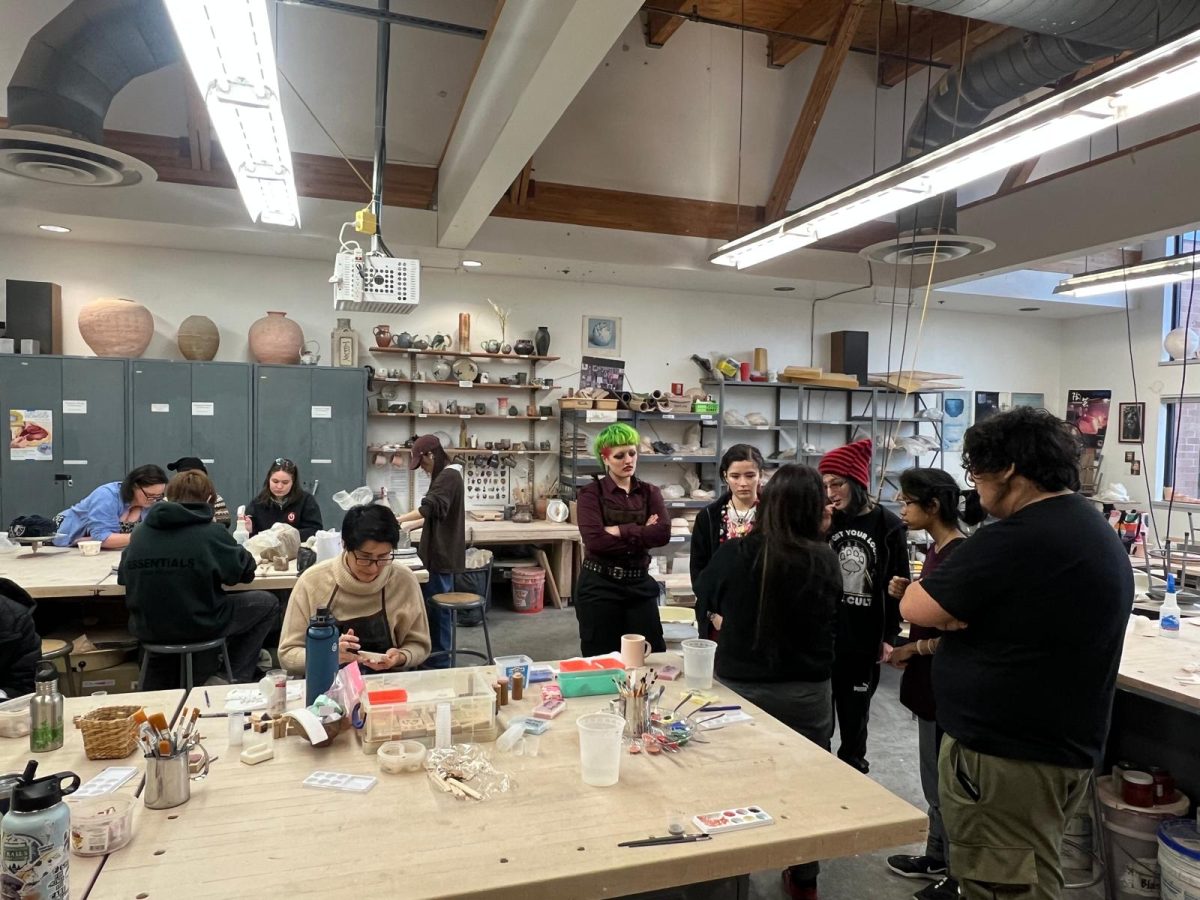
[352,552,398,567]
[141,488,166,502]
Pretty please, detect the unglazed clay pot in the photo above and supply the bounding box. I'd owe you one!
[78,297,154,357]
[248,311,303,364]
[176,315,220,360]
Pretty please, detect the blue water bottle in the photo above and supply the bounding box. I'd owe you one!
[305,607,340,705]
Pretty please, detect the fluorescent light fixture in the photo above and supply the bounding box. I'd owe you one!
[462,260,483,268]
[1054,252,1200,297]
[38,224,70,233]
[163,0,300,228]
[713,27,1200,269]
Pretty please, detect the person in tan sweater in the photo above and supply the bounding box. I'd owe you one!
[279,505,430,675]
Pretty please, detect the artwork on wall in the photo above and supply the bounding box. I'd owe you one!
[582,315,621,357]
[1010,392,1045,409]
[974,391,1001,424]
[1118,402,1145,443]
[580,355,625,394]
[8,409,53,461]
[1131,459,1142,476]
[942,390,971,452]
[1125,451,1135,463]
[1066,389,1111,448]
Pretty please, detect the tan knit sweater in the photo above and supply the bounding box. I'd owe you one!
[278,555,431,675]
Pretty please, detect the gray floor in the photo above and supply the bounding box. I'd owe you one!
[457,601,1105,900]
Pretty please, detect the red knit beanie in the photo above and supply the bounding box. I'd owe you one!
[818,438,873,489]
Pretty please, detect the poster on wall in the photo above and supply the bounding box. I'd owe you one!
[974,391,1001,424]
[941,390,971,452]
[1118,402,1145,443]
[580,355,626,394]
[582,315,621,357]
[1065,389,1111,448]
[8,409,53,461]
[1011,392,1045,409]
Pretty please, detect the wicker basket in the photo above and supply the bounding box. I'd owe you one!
[73,705,142,760]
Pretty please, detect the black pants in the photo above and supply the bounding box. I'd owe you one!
[574,569,665,657]
[831,654,881,773]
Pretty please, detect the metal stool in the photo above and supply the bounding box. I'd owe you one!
[430,593,493,667]
[139,637,234,692]
[40,639,75,696]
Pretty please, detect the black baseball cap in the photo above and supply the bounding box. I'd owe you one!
[167,456,207,473]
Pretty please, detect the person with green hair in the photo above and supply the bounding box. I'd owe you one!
[574,423,671,656]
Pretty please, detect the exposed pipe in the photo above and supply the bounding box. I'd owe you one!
[370,0,390,252]
[273,0,486,40]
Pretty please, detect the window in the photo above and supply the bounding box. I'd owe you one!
[1162,398,1200,499]
[1170,231,1200,332]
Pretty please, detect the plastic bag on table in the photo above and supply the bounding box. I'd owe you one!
[243,523,301,564]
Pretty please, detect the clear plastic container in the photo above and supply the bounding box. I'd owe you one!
[377,740,426,773]
[0,694,32,738]
[494,655,533,685]
[357,669,497,752]
[68,795,135,856]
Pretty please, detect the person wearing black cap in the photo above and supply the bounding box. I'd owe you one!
[167,457,231,528]
[396,435,464,668]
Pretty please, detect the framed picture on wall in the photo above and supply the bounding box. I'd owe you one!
[582,315,621,357]
[1118,402,1145,443]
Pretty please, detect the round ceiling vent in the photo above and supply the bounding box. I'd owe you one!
[860,232,995,266]
[0,129,156,188]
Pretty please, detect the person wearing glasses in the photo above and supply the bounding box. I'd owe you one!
[52,464,169,549]
[120,471,280,688]
[900,408,1132,900]
[574,423,670,656]
[280,504,430,674]
[246,458,324,540]
[819,438,909,775]
[397,435,464,668]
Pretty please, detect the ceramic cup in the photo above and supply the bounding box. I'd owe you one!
[78,540,102,557]
[475,403,487,415]
[620,634,652,668]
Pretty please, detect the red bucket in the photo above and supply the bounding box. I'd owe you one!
[511,567,546,614]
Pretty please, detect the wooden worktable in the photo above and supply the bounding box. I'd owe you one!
[1118,622,1200,712]
[457,519,581,608]
[89,656,923,900]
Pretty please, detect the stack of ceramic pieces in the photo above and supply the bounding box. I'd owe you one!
[566,434,589,458]
[670,517,691,537]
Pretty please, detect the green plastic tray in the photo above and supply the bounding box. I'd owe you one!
[558,668,627,697]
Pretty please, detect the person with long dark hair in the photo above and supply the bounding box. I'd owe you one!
[883,468,976,898]
[53,463,169,549]
[819,437,909,774]
[694,464,840,900]
[398,435,465,667]
[574,423,671,656]
[691,443,763,639]
[246,457,323,540]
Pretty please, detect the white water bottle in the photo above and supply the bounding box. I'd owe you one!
[1161,574,1181,638]
[232,506,250,546]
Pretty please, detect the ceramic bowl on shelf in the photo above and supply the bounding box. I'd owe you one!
[451,357,479,382]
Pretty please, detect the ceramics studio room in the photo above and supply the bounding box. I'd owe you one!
[6,1,1200,898]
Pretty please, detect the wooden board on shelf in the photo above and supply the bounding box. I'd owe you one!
[372,378,549,392]
[783,373,860,388]
[369,347,559,362]
[369,412,552,421]
[782,365,823,379]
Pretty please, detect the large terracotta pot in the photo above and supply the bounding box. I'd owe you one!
[249,311,303,364]
[177,315,220,360]
[78,297,155,358]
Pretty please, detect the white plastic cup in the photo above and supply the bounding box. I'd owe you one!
[682,639,717,689]
[576,713,625,787]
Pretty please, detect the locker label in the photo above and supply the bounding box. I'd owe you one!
[201,459,215,464]
[150,403,169,413]
[63,460,87,466]
[311,459,332,464]
[458,380,473,388]
[585,410,617,423]
[191,402,215,416]
[311,405,332,419]
[62,400,87,415]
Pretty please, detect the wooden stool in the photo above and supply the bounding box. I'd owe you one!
[430,593,493,668]
[139,637,234,692]
[40,639,75,696]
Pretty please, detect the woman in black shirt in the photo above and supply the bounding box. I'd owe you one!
[246,458,324,540]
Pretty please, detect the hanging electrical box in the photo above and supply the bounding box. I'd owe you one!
[332,251,420,315]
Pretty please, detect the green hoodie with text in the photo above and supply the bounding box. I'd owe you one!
[118,501,256,643]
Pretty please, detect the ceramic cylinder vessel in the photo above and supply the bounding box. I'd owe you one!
[177,315,220,360]
[78,297,154,357]
[249,311,303,364]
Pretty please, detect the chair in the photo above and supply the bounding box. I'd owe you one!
[40,639,75,696]
[429,593,493,667]
[138,637,234,692]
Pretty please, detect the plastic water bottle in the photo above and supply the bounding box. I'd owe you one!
[1161,574,1181,638]
[305,607,340,705]
[1,761,79,898]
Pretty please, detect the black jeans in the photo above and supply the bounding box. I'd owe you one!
[574,569,665,657]
[832,654,881,773]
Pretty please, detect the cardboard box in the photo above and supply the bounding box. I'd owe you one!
[78,662,141,695]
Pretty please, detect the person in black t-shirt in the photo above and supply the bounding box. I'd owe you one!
[820,438,909,774]
[900,408,1132,900]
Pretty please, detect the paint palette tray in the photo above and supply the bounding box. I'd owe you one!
[72,766,138,799]
[693,806,774,835]
[302,771,378,793]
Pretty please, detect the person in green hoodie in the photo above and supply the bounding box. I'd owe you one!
[119,471,280,688]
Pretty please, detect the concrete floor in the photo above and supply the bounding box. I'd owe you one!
[457,600,1105,900]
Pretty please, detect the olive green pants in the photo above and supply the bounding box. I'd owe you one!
[939,735,1091,900]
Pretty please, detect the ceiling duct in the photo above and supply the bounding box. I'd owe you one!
[885,0,1200,263]
[0,0,176,188]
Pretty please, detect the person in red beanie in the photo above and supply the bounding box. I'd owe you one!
[819,438,909,774]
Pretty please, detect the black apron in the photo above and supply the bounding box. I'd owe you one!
[328,585,396,668]
[587,474,649,567]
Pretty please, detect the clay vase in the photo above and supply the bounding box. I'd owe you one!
[373,324,392,348]
[534,326,550,357]
[176,315,220,361]
[78,297,154,357]
[248,311,303,364]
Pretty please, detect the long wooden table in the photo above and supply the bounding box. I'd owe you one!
[0,689,184,900]
[463,520,580,608]
[87,655,924,899]
[1118,620,1200,712]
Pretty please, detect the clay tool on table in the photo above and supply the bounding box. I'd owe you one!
[671,691,695,714]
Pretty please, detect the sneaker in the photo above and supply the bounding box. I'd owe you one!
[886,855,947,880]
[781,868,817,900]
[914,876,959,900]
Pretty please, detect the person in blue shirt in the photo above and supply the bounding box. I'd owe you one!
[52,464,168,550]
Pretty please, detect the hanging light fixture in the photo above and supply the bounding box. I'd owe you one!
[1054,252,1200,297]
[163,0,300,227]
[713,26,1200,269]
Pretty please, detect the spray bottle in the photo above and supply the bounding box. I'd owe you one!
[1161,574,1182,638]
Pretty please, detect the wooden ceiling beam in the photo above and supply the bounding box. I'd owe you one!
[765,0,868,221]
[767,0,842,69]
[643,0,691,47]
[878,13,1008,87]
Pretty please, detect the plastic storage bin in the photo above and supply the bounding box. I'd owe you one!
[0,694,32,738]
[494,655,533,685]
[356,669,497,753]
[558,658,627,697]
[511,567,545,613]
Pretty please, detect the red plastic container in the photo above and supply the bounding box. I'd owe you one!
[511,567,546,614]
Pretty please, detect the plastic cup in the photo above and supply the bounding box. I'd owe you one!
[682,639,717,689]
[576,713,625,787]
